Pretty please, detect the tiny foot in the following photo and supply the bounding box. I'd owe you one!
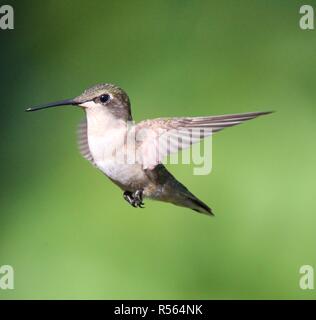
[133,189,145,208]
[123,191,136,207]
[123,190,144,208]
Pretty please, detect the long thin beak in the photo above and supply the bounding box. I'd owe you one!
[25,98,78,112]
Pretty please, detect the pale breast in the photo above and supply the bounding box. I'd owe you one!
[84,109,150,191]
[88,131,148,191]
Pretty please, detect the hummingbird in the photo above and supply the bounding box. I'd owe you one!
[26,83,271,216]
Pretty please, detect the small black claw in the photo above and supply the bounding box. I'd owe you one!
[132,189,144,208]
[123,191,135,206]
[123,190,145,208]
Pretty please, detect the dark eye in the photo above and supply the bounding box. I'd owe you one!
[100,94,110,103]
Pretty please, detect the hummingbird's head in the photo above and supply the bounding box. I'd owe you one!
[26,83,132,121]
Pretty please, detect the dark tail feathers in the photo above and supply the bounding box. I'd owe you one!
[184,193,214,216]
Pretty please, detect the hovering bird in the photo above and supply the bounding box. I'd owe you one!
[26,83,271,216]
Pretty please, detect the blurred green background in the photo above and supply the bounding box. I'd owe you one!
[1,0,316,299]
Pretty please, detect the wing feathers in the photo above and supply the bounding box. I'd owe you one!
[136,111,272,168]
[77,118,95,165]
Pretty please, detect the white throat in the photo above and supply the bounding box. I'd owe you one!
[78,101,144,187]
[80,101,128,166]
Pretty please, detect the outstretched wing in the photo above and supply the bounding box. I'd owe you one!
[135,111,272,169]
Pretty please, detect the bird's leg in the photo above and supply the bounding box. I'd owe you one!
[123,190,144,208]
[123,191,137,207]
[133,189,144,208]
